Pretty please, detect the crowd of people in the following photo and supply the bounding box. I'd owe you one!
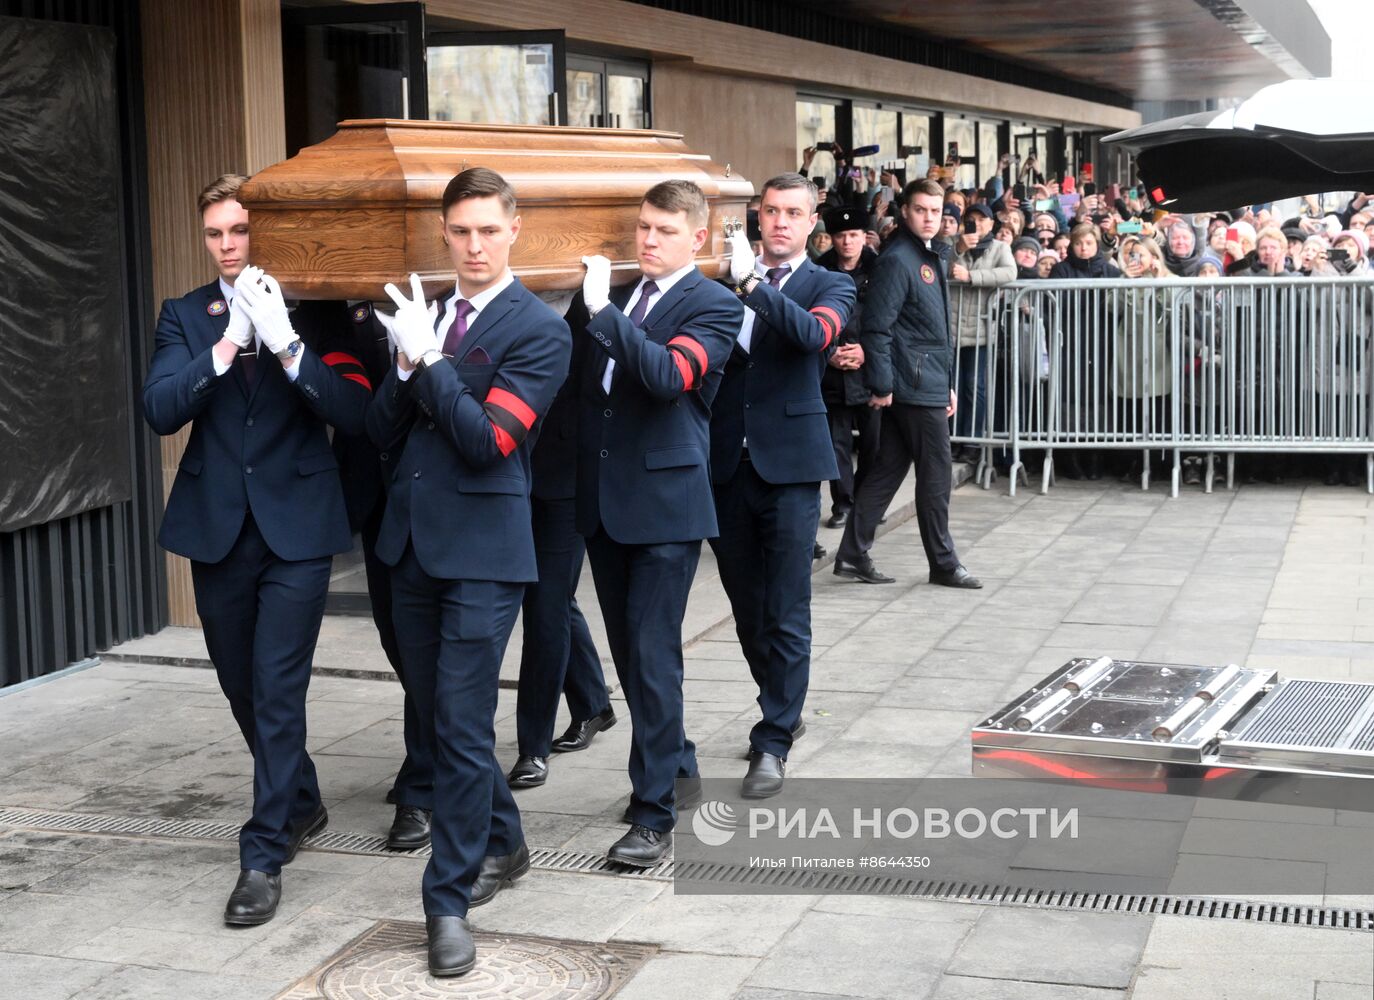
[786,145,1374,491]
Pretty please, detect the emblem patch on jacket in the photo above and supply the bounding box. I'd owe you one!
[207,299,227,316]
[919,264,936,285]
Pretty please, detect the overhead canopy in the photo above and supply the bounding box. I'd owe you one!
[1103,80,1374,213]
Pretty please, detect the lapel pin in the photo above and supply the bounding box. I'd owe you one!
[207,299,227,316]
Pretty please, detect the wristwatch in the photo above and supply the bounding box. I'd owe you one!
[413,349,445,374]
[275,338,303,362]
[737,273,761,296]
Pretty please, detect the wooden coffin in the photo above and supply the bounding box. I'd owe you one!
[237,119,754,300]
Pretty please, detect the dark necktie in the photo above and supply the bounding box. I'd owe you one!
[239,341,259,385]
[628,279,659,327]
[766,264,790,288]
[442,300,475,357]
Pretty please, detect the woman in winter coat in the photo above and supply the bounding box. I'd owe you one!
[1047,223,1121,478]
[1112,236,1173,484]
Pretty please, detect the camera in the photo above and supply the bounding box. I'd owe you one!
[814,141,841,154]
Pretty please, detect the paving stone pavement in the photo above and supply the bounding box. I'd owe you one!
[2,480,1373,999]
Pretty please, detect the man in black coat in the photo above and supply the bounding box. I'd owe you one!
[833,178,981,589]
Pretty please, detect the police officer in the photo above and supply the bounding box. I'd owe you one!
[710,173,854,798]
[816,204,880,531]
[142,174,371,926]
[365,168,571,977]
[833,178,981,589]
[578,180,742,866]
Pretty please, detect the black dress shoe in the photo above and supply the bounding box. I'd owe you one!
[426,915,475,977]
[608,824,671,867]
[285,804,328,864]
[824,509,849,529]
[741,717,808,759]
[929,565,983,589]
[386,805,432,851]
[385,788,397,805]
[469,841,531,908]
[833,556,895,584]
[742,751,786,799]
[813,541,827,560]
[506,755,548,789]
[224,869,280,926]
[550,706,617,753]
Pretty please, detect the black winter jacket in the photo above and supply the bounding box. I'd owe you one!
[860,225,954,408]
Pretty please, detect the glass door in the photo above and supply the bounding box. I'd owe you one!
[566,55,649,129]
[427,30,566,126]
[281,2,428,157]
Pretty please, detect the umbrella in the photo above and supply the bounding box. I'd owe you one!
[1102,80,1374,213]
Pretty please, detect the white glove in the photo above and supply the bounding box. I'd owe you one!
[382,272,440,362]
[224,295,253,349]
[582,255,611,315]
[728,231,756,284]
[236,267,296,354]
[373,307,400,355]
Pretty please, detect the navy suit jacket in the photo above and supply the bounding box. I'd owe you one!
[576,268,743,544]
[142,280,371,564]
[366,279,571,582]
[709,260,854,485]
[529,295,590,502]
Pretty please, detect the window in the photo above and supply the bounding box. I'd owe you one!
[427,30,565,126]
[566,55,649,129]
[944,117,976,189]
[796,97,838,186]
[978,120,1000,192]
[851,103,898,188]
[900,112,930,182]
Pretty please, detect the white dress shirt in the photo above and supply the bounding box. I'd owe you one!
[737,250,808,353]
[398,270,515,380]
[601,261,698,393]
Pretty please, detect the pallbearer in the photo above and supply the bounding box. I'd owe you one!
[142,174,371,926]
[710,173,854,798]
[365,168,571,976]
[578,181,743,866]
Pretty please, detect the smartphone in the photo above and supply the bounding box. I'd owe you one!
[1128,251,1142,266]
[811,176,826,187]
[1083,182,1097,197]
[1012,183,1027,201]
[1107,183,1122,203]
[963,217,979,234]
[1117,220,1143,235]
[1328,248,1351,264]
[947,141,960,163]
[1034,198,1055,211]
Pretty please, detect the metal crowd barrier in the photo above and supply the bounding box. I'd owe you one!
[948,276,1374,498]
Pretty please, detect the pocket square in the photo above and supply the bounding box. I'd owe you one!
[461,347,492,365]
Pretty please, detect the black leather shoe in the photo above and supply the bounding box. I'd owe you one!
[813,541,827,561]
[550,707,617,753]
[469,841,531,907]
[825,509,849,529]
[426,915,475,977]
[929,565,983,589]
[833,556,895,584]
[285,803,328,864]
[386,805,432,851]
[608,824,671,868]
[506,755,548,788]
[742,751,786,799]
[224,869,280,926]
[385,788,397,805]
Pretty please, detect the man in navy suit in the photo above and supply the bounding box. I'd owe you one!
[506,295,616,791]
[365,168,571,977]
[578,180,743,867]
[291,299,435,850]
[142,174,371,926]
[710,173,854,799]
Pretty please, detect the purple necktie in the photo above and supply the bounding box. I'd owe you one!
[766,264,790,288]
[442,300,475,357]
[628,279,659,327]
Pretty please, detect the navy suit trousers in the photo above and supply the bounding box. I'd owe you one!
[390,547,524,916]
[359,501,433,807]
[191,513,330,874]
[584,528,701,833]
[516,496,611,757]
[709,462,821,758]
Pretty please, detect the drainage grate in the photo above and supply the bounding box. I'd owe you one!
[1230,680,1374,748]
[2,807,1368,932]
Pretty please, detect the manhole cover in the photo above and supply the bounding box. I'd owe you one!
[275,921,657,999]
